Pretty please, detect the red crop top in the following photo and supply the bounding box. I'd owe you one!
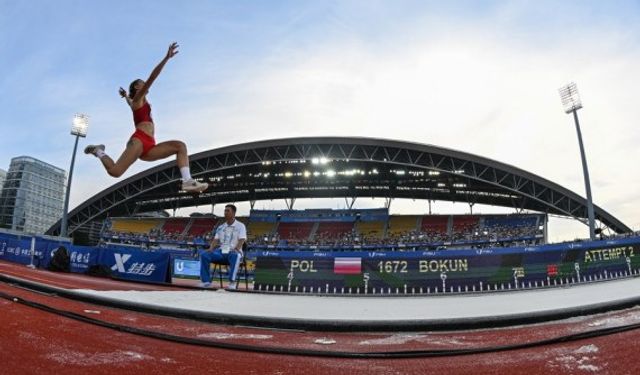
[133,101,153,126]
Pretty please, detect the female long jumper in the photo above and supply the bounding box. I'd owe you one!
[84,42,208,193]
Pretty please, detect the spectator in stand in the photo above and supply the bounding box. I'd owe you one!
[199,204,247,290]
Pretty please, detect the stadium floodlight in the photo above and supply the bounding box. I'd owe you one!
[559,82,596,240]
[70,114,89,137]
[61,113,90,238]
[559,82,583,114]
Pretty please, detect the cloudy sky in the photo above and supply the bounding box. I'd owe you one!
[1,0,638,241]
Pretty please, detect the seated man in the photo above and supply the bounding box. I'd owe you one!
[199,204,247,289]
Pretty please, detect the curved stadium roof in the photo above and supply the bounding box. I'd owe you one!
[47,137,631,237]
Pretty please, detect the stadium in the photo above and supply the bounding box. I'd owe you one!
[3,2,640,372]
[45,136,630,241]
[3,136,640,373]
[42,136,634,295]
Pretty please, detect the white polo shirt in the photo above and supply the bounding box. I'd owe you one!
[214,219,247,254]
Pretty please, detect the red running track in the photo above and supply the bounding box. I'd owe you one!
[0,261,186,291]
[1,260,640,374]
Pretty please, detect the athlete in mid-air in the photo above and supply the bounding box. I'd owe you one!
[84,42,208,193]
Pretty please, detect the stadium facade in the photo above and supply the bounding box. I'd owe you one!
[0,156,66,234]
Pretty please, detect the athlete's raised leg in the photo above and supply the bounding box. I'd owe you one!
[85,138,143,178]
[140,140,188,166]
[141,140,208,193]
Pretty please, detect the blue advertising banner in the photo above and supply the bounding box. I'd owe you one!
[65,245,100,273]
[0,232,68,267]
[98,246,171,283]
[0,232,172,284]
[0,238,38,265]
[172,257,201,279]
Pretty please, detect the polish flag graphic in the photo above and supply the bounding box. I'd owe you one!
[334,257,362,275]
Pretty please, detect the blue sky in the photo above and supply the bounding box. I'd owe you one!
[1,1,639,240]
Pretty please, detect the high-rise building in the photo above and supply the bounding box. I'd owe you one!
[0,156,66,234]
[0,168,6,190]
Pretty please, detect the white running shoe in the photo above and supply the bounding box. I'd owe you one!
[182,179,209,193]
[84,144,105,156]
[198,282,212,288]
[226,281,238,290]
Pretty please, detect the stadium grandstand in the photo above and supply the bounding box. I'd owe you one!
[101,209,547,251]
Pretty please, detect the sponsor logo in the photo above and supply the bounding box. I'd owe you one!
[110,253,157,276]
[175,261,185,272]
[70,251,91,264]
[111,253,132,272]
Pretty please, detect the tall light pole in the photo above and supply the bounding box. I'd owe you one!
[60,114,89,238]
[559,82,596,240]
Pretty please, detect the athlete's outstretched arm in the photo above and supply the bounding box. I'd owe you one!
[119,87,133,106]
[131,42,179,102]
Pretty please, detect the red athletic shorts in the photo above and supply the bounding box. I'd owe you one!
[130,129,156,157]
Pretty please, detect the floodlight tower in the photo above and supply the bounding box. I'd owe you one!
[60,114,89,238]
[559,82,596,240]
